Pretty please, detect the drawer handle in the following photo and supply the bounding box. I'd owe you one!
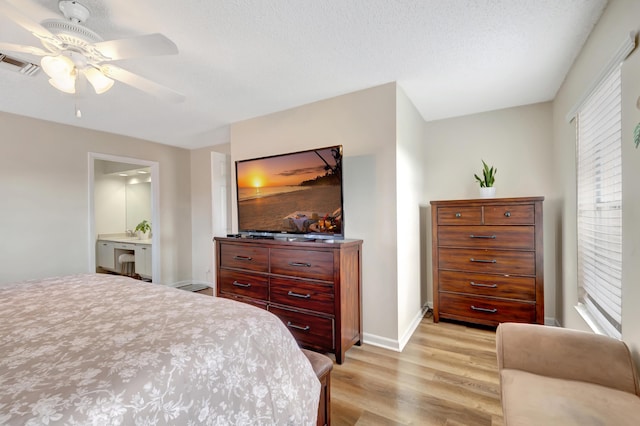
[469,234,496,239]
[232,281,251,288]
[286,321,310,331]
[471,305,498,313]
[504,211,511,217]
[470,281,498,288]
[233,255,253,261]
[455,212,462,218]
[469,258,497,264]
[288,262,312,268]
[288,291,311,299]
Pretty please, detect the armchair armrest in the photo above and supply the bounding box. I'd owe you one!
[496,322,640,395]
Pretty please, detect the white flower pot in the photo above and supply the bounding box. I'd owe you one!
[479,187,496,198]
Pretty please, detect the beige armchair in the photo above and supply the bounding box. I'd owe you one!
[496,322,640,425]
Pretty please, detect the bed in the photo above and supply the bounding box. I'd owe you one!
[0,273,320,425]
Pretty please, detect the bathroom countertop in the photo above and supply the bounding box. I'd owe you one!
[97,234,152,245]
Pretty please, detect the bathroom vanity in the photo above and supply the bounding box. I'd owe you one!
[96,235,152,279]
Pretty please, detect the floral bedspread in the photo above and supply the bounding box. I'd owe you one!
[0,274,320,425]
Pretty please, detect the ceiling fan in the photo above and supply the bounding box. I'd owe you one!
[0,0,184,102]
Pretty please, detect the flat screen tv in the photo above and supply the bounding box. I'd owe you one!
[235,145,344,239]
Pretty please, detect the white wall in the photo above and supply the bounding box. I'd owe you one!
[396,85,427,347]
[230,83,410,346]
[552,0,640,364]
[0,111,192,285]
[423,102,557,322]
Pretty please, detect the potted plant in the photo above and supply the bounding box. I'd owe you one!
[135,220,151,239]
[474,160,497,198]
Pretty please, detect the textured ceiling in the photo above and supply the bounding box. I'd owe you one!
[0,0,607,149]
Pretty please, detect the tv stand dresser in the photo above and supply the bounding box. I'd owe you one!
[430,197,544,326]
[214,237,363,364]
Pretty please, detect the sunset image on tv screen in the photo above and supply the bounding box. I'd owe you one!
[236,146,343,235]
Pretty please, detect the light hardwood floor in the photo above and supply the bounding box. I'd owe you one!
[330,314,504,426]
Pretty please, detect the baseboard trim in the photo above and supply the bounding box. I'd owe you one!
[362,333,401,352]
[363,303,430,352]
[545,316,560,327]
[399,303,430,351]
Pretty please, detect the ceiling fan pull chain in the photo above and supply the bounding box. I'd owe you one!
[74,86,81,119]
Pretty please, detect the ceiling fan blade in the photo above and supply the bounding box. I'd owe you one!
[0,42,48,56]
[101,64,185,103]
[92,34,178,61]
[0,0,56,41]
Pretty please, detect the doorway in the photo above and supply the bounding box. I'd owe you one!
[89,153,160,282]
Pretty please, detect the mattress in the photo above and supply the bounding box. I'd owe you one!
[0,273,320,425]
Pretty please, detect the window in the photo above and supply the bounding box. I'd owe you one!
[576,65,622,339]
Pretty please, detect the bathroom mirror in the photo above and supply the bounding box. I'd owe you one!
[126,178,151,232]
[94,160,151,235]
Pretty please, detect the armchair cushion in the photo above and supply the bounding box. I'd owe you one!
[501,369,640,425]
[497,322,640,425]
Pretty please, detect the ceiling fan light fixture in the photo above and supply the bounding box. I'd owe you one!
[48,74,76,94]
[41,54,74,80]
[84,67,114,94]
[2,1,182,102]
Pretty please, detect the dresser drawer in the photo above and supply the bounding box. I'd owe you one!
[218,269,269,300]
[439,293,536,324]
[438,226,534,250]
[439,270,535,300]
[437,206,482,225]
[439,248,535,275]
[271,277,335,315]
[219,293,268,310]
[271,249,334,281]
[484,204,535,225]
[219,243,269,272]
[269,306,335,351]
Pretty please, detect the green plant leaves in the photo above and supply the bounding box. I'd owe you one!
[475,160,496,187]
[135,220,151,233]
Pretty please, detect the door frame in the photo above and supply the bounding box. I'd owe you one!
[210,151,231,292]
[88,152,161,283]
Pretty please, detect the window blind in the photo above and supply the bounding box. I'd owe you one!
[576,65,622,339]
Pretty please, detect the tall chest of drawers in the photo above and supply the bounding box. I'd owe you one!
[214,237,363,364]
[430,197,544,326]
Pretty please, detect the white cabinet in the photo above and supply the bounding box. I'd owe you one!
[96,238,152,279]
[96,241,115,270]
[135,245,152,278]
